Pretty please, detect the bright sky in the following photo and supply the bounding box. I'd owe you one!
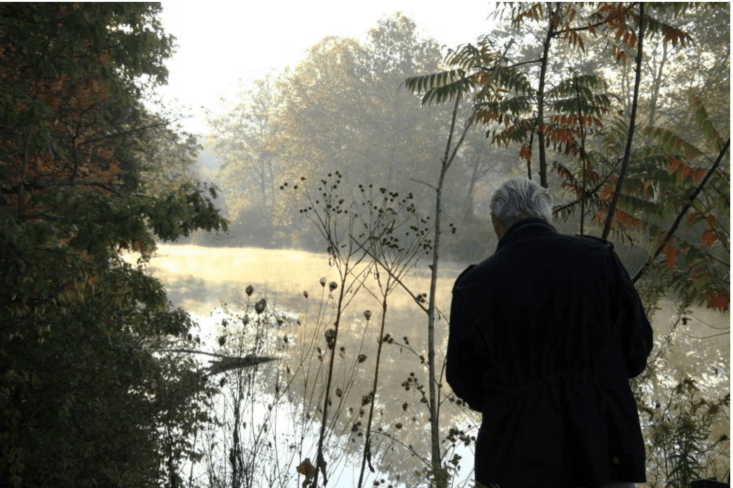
[156,1,498,135]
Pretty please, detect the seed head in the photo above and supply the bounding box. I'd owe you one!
[324,328,336,349]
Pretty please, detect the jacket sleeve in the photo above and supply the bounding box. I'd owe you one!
[446,267,484,412]
[610,250,654,378]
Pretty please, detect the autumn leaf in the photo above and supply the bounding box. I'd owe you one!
[642,179,654,197]
[706,293,729,311]
[701,229,717,248]
[692,169,706,185]
[664,244,677,269]
[668,157,682,175]
[519,144,532,162]
[617,210,643,229]
[679,164,696,184]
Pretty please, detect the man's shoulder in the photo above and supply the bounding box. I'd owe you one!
[453,264,476,288]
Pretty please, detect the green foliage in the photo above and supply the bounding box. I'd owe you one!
[0,3,227,487]
[640,377,730,488]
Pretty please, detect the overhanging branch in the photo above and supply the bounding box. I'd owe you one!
[631,138,730,284]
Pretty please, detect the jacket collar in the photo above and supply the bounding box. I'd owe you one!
[496,217,557,251]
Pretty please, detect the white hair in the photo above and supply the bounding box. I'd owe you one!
[490,177,553,228]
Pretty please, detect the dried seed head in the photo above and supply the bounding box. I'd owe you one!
[319,277,327,287]
[245,285,254,296]
[329,281,338,291]
[363,310,372,320]
[324,328,336,349]
[255,298,267,314]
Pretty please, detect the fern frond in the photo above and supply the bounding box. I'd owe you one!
[476,96,534,118]
[421,75,478,106]
[404,69,487,106]
[445,42,495,70]
[691,96,725,151]
[491,124,532,146]
[642,127,705,161]
[489,67,533,95]
[616,192,665,218]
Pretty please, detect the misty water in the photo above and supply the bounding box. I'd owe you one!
[146,244,729,487]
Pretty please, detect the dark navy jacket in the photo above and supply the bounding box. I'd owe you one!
[446,218,653,488]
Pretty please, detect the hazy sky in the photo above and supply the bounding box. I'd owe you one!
[155,1,498,134]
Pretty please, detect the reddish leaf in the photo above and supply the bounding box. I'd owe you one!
[679,165,696,184]
[642,179,653,197]
[701,229,717,248]
[668,157,682,175]
[706,293,729,311]
[599,183,614,200]
[519,144,532,162]
[664,244,676,269]
[617,210,643,229]
[692,170,706,185]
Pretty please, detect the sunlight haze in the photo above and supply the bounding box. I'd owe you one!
[157,1,497,134]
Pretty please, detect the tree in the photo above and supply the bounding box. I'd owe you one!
[0,4,227,487]
[208,75,283,246]
[208,14,493,250]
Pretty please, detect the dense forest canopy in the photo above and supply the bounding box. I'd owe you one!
[0,2,729,488]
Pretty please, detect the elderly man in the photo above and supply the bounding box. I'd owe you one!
[446,177,653,488]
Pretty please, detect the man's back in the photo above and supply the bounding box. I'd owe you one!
[447,218,653,488]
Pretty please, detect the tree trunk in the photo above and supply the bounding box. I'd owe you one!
[460,153,482,221]
[426,93,472,488]
[647,41,669,129]
[536,3,556,188]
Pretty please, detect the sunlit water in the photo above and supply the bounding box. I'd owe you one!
[144,244,729,488]
[148,244,474,487]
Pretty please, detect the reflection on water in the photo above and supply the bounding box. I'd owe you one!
[145,244,729,488]
[148,244,476,487]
